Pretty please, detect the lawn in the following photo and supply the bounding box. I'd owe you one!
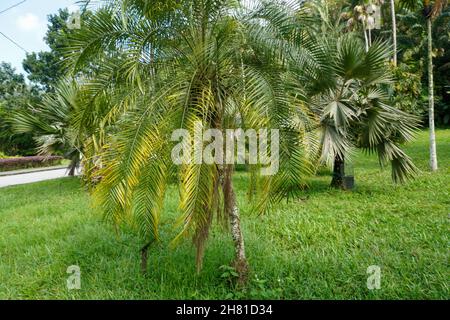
[0,129,448,299]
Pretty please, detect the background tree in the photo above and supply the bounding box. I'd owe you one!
[400,0,448,171]
[432,6,450,125]
[423,0,447,171]
[0,62,39,156]
[311,37,419,188]
[23,9,93,92]
[391,0,398,66]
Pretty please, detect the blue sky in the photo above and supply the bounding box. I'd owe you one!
[0,0,78,75]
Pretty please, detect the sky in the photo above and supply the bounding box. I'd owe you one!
[0,0,79,75]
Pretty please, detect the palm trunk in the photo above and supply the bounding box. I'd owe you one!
[390,0,397,66]
[223,167,248,285]
[140,240,155,275]
[427,18,438,171]
[331,155,345,189]
[68,160,77,176]
[363,24,369,52]
[67,152,81,177]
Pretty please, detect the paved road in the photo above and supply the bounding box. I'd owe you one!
[0,168,79,188]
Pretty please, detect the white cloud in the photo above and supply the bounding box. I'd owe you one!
[16,13,47,42]
[16,13,42,31]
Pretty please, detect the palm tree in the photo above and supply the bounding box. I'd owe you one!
[343,1,383,52]
[283,2,420,188]
[11,78,113,180]
[11,81,83,176]
[401,0,447,171]
[63,0,316,283]
[311,36,419,188]
[423,0,447,171]
[390,0,398,66]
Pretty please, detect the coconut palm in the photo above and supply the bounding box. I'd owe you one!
[63,0,316,283]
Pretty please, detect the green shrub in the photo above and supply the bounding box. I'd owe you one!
[390,63,426,118]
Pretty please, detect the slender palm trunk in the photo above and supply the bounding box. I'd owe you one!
[223,167,248,285]
[331,155,345,189]
[427,18,438,171]
[363,23,369,52]
[390,0,397,66]
[228,188,248,282]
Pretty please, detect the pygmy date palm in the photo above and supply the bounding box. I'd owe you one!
[64,0,316,283]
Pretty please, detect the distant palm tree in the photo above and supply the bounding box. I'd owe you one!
[390,0,398,66]
[422,0,447,171]
[11,81,82,176]
[63,0,316,283]
[401,0,447,171]
[311,36,420,188]
[11,79,112,180]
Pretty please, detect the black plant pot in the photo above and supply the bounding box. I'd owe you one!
[343,176,355,190]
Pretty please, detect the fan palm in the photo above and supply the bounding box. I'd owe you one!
[63,0,317,283]
[11,81,83,176]
[11,77,113,180]
[252,1,420,188]
[310,35,420,188]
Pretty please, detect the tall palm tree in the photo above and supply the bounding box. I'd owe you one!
[401,0,447,171]
[423,0,447,171]
[390,0,398,66]
[63,0,316,283]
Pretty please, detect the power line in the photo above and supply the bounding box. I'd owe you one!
[0,31,28,53]
[0,0,27,15]
[0,1,29,53]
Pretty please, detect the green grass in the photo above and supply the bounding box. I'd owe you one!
[0,130,448,299]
